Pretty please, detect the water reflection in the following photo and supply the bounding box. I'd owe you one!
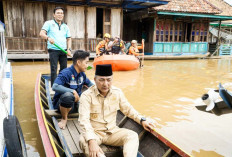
[12,59,232,157]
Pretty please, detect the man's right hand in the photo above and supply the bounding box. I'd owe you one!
[73,90,79,102]
[88,140,105,157]
[67,50,73,57]
[48,37,55,44]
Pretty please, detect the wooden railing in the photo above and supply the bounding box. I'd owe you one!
[5,37,102,53]
[219,44,232,56]
[153,42,208,56]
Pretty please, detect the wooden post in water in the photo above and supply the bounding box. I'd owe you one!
[217,20,222,56]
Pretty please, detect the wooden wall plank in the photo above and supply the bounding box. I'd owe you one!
[2,1,9,37]
[24,2,44,38]
[5,1,23,37]
[111,8,121,38]
[72,38,85,51]
[46,3,56,21]
[87,7,96,38]
[67,6,85,38]
[103,8,111,35]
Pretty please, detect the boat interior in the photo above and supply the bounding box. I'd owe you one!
[39,74,182,157]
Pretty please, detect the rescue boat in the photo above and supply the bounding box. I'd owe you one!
[93,55,140,71]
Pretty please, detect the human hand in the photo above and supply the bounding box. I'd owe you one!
[73,90,79,102]
[88,140,105,157]
[141,120,155,132]
[67,50,73,57]
[48,37,55,44]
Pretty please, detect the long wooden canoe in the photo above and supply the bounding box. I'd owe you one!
[35,73,191,157]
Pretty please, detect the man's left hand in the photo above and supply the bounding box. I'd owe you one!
[141,120,155,132]
[67,50,73,57]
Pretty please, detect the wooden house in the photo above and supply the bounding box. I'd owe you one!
[0,0,168,59]
[207,0,232,44]
[123,0,232,56]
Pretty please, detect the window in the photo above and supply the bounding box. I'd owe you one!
[156,22,160,42]
[170,23,173,42]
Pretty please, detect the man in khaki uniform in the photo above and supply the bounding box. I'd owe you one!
[78,64,155,157]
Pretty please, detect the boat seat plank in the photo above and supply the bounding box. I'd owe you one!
[45,109,79,118]
[61,126,79,155]
[66,120,83,154]
[116,111,125,125]
[117,116,128,128]
[138,130,146,140]
[73,119,81,134]
[52,117,75,157]
[162,148,173,157]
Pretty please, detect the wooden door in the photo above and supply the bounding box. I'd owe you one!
[103,8,111,36]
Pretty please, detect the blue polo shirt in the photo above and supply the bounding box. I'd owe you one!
[52,65,93,108]
[42,20,71,50]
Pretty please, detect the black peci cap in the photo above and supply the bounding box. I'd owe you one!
[95,64,113,76]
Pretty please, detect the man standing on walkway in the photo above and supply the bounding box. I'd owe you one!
[40,7,72,86]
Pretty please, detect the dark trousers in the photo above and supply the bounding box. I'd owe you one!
[48,49,67,86]
[56,92,79,113]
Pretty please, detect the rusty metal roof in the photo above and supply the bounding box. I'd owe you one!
[152,0,221,14]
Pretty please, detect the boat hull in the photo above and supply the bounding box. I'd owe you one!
[219,83,232,108]
[93,55,140,71]
[0,63,14,157]
[35,74,191,157]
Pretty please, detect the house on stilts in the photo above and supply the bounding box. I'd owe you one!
[1,0,169,59]
[123,0,232,58]
[206,0,232,56]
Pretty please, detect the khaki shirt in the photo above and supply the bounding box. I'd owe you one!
[78,85,142,141]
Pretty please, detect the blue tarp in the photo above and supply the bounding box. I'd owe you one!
[28,0,168,10]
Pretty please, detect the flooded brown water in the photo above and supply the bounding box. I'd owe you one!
[12,59,232,157]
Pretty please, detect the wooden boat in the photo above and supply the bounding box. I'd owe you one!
[195,84,232,115]
[0,22,27,157]
[35,73,191,157]
[219,83,232,108]
[93,55,139,71]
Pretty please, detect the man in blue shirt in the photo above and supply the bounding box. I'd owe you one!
[40,7,72,86]
[52,50,93,129]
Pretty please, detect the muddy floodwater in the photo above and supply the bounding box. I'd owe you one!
[12,59,232,157]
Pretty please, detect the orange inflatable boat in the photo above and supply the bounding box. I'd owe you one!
[93,55,139,71]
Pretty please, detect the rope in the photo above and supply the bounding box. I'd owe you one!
[0,88,9,118]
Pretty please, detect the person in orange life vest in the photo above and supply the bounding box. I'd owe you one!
[128,39,144,56]
[96,33,111,56]
[111,36,125,55]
